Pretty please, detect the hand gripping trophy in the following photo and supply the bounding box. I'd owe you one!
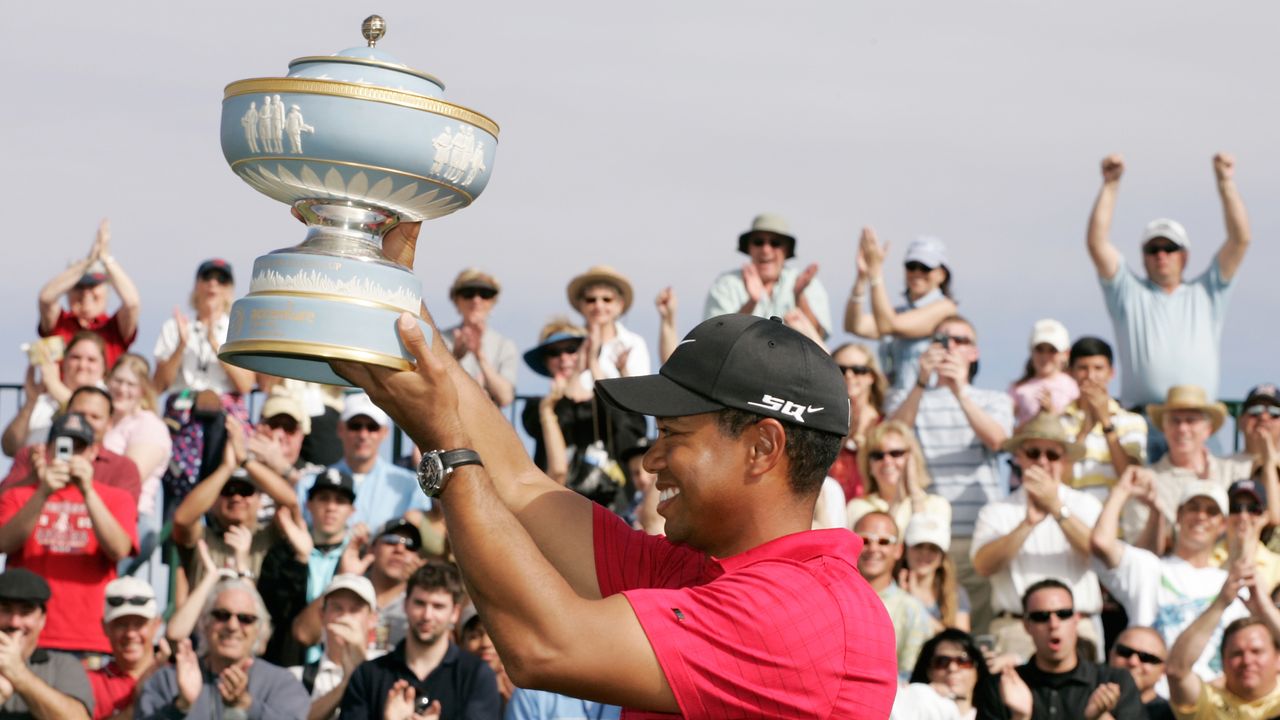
[218,16,498,384]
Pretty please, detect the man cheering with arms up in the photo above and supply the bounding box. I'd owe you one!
[335,240,897,718]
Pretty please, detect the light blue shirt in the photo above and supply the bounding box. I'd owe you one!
[505,688,621,720]
[303,542,346,664]
[1101,257,1232,408]
[298,458,430,530]
[878,288,948,391]
[703,265,832,337]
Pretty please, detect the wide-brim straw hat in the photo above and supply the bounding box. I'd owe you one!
[1000,411,1086,462]
[1149,385,1228,433]
[566,265,634,314]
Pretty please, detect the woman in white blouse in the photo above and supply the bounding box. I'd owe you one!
[152,258,254,401]
[565,266,650,390]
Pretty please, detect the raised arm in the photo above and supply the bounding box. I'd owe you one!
[1090,468,1144,569]
[1086,155,1125,280]
[37,251,94,336]
[171,442,239,548]
[2,367,42,457]
[1167,561,1247,707]
[339,222,601,599]
[844,230,881,338]
[655,287,679,363]
[1211,153,1251,280]
[94,220,142,342]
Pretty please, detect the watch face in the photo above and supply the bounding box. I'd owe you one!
[417,452,445,495]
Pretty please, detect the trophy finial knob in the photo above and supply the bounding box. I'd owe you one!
[362,15,386,47]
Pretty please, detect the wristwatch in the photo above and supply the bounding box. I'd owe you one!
[417,449,483,497]
[1054,504,1072,522]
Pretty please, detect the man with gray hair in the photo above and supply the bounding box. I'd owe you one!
[1085,153,1252,458]
[136,577,308,719]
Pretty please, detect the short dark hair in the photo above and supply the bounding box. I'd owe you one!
[1021,578,1073,612]
[1069,336,1113,368]
[715,408,841,496]
[406,560,465,605]
[909,629,991,685]
[1221,616,1280,657]
[69,385,114,417]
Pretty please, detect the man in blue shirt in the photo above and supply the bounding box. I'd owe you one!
[299,393,429,530]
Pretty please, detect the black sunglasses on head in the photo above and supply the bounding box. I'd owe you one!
[1112,643,1163,665]
[1244,405,1280,418]
[209,608,258,625]
[456,287,497,300]
[106,595,151,607]
[1026,608,1074,623]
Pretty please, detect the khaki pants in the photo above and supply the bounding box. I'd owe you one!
[949,537,993,635]
[989,613,1102,662]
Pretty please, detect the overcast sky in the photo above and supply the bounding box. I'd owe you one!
[4,2,1278,432]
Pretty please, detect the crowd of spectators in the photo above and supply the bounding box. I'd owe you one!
[0,151,1274,719]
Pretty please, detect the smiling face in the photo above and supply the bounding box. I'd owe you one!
[1023,586,1078,672]
[745,233,788,284]
[833,345,875,404]
[0,599,46,659]
[338,415,387,468]
[1174,495,1225,553]
[206,588,260,664]
[62,337,106,390]
[1164,409,1212,460]
[1014,439,1069,483]
[644,412,751,554]
[1142,239,1187,289]
[575,282,624,327]
[1031,343,1065,379]
[854,513,902,584]
[107,363,144,416]
[452,286,497,326]
[542,339,584,380]
[68,284,108,322]
[904,263,946,301]
[261,413,304,466]
[462,619,500,671]
[906,541,944,573]
[1223,623,1280,700]
[867,431,910,492]
[68,391,110,447]
[105,615,158,667]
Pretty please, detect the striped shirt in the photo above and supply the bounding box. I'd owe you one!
[1060,399,1148,502]
[887,386,1013,537]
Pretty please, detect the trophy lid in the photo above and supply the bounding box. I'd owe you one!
[287,15,446,97]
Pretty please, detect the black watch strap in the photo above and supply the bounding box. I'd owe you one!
[440,449,483,472]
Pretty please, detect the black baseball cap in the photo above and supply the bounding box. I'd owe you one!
[1229,477,1268,507]
[1244,384,1280,410]
[596,315,849,436]
[49,412,96,446]
[377,518,422,551]
[0,568,51,605]
[308,467,356,502]
[196,258,234,282]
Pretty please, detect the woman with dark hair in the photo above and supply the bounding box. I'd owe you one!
[893,629,1000,720]
[846,228,958,391]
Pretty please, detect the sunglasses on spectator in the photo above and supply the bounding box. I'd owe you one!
[1021,448,1063,462]
[1229,500,1264,516]
[870,449,908,461]
[544,342,581,357]
[904,261,933,273]
[1112,643,1164,665]
[857,534,897,547]
[199,271,233,284]
[456,287,497,300]
[378,534,419,550]
[220,483,257,498]
[1143,242,1182,256]
[1245,405,1280,418]
[346,419,381,433]
[930,653,975,671]
[265,416,300,434]
[839,364,873,376]
[581,294,617,305]
[210,608,258,625]
[1026,608,1074,623]
[932,334,974,346]
[106,596,151,607]
[748,236,786,249]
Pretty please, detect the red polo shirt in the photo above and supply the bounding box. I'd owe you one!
[39,309,136,371]
[593,504,898,719]
[87,661,138,720]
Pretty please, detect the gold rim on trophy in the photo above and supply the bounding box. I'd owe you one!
[219,339,415,372]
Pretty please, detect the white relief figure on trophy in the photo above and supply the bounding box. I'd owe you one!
[284,104,314,154]
[271,95,287,152]
[241,101,261,152]
[258,95,274,152]
[430,127,453,175]
[463,140,486,186]
[446,125,477,183]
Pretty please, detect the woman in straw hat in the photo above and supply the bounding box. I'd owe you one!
[566,265,650,390]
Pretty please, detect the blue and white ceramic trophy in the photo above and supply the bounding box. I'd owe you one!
[218,15,498,385]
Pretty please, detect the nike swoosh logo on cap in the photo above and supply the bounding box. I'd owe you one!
[677,339,697,347]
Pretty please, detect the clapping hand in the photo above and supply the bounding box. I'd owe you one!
[1084,682,1120,720]
[217,658,253,710]
[339,524,375,575]
[794,263,819,299]
[741,262,765,302]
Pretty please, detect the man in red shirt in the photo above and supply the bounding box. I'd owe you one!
[36,219,141,370]
[87,576,167,720]
[0,412,138,656]
[336,294,899,718]
[0,386,142,504]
